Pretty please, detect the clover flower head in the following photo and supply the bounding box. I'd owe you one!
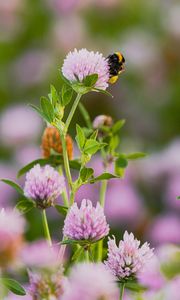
[62,48,110,90]
[62,263,119,300]
[63,199,109,242]
[28,269,65,300]
[105,231,154,280]
[93,115,113,129]
[24,164,65,208]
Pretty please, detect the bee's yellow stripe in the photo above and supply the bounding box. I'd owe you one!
[115,52,123,63]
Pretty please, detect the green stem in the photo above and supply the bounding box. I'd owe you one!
[120,283,125,300]
[58,166,69,207]
[65,93,82,130]
[99,179,108,207]
[97,179,108,261]
[70,190,75,206]
[61,133,73,190]
[42,209,52,247]
[85,249,89,262]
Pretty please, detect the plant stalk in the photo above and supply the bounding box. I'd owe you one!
[65,93,82,130]
[97,179,108,261]
[42,209,52,247]
[61,133,73,190]
[85,249,89,262]
[58,166,69,207]
[120,283,125,300]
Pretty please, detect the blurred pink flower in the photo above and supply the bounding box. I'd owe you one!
[147,214,180,245]
[52,17,86,52]
[62,48,110,90]
[63,199,109,242]
[0,105,42,147]
[105,231,153,280]
[12,49,53,87]
[138,255,166,290]
[0,208,25,269]
[120,29,160,71]
[0,0,24,41]
[21,239,60,269]
[105,180,144,226]
[47,0,80,14]
[7,293,31,300]
[62,263,119,300]
[28,268,65,300]
[15,145,41,167]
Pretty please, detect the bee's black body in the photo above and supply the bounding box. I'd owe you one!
[106,52,125,84]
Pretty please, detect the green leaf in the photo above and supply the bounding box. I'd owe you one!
[16,200,35,214]
[93,88,113,98]
[76,124,86,150]
[90,172,118,183]
[84,139,102,155]
[109,135,120,151]
[126,152,147,160]
[115,155,128,168]
[55,205,68,216]
[90,130,98,140]
[115,155,128,177]
[0,278,26,296]
[1,179,24,195]
[61,85,73,106]
[59,71,71,86]
[78,102,92,129]
[50,85,59,106]
[61,239,80,245]
[72,83,90,95]
[71,246,84,261]
[177,196,180,199]
[83,74,98,87]
[112,119,126,133]
[29,104,47,120]
[40,97,54,123]
[18,156,81,177]
[125,282,147,292]
[80,167,94,182]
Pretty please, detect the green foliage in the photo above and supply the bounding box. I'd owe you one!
[17,155,81,177]
[55,205,68,216]
[0,278,26,296]
[80,167,94,182]
[115,155,128,177]
[125,152,147,160]
[16,200,35,214]
[90,172,119,183]
[1,179,24,195]
[112,120,126,134]
[61,84,73,106]
[76,124,86,150]
[40,96,54,122]
[83,74,98,87]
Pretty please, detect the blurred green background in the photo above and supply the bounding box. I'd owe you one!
[0,0,180,245]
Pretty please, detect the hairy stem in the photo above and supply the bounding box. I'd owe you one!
[42,209,52,247]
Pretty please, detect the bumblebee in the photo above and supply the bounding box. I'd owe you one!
[107,52,125,84]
